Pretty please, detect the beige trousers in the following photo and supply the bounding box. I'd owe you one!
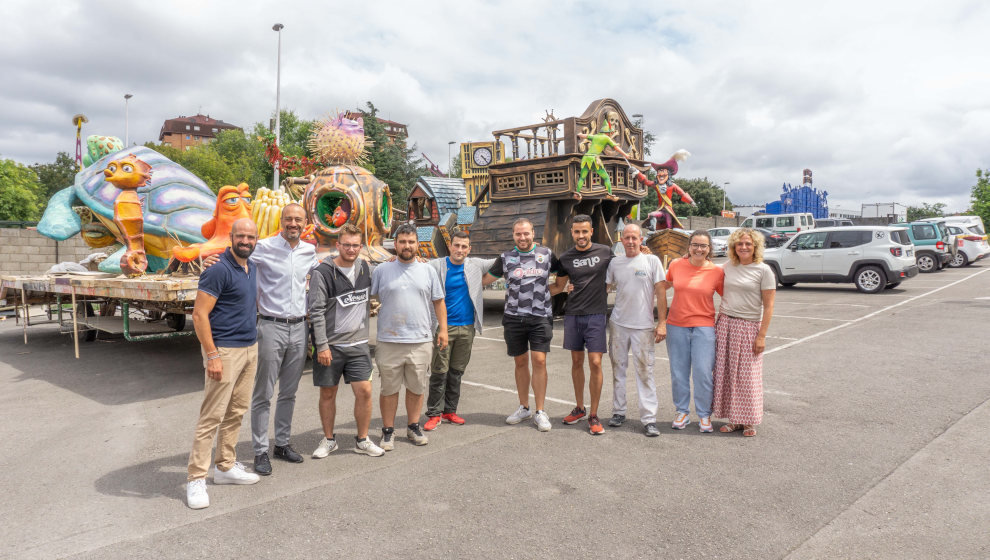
[187,343,258,481]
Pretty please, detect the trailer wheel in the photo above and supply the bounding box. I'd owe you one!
[166,313,187,331]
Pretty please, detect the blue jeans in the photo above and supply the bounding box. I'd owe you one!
[665,324,716,418]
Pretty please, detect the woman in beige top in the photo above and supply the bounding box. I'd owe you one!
[711,229,776,437]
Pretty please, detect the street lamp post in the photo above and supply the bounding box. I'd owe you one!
[124,94,133,146]
[448,141,455,178]
[723,181,730,212]
[272,23,284,191]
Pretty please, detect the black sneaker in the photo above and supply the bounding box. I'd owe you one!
[644,423,660,437]
[254,452,272,475]
[608,414,626,427]
[273,444,304,463]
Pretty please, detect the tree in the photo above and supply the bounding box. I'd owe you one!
[631,117,656,157]
[637,176,731,217]
[360,102,422,209]
[0,158,42,221]
[906,202,946,222]
[670,177,732,218]
[971,169,990,229]
[31,152,77,212]
[450,154,462,178]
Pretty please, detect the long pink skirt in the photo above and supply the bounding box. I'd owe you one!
[712,314,764,425]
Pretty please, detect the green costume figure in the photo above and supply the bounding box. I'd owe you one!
[575,120,630,202]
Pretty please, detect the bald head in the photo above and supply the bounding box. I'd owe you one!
[621,223,644,257]
[230,218,258,259]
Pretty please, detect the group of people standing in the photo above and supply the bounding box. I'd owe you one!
[182,206,775,511]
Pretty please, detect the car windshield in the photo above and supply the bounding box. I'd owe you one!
[969,225,986,235]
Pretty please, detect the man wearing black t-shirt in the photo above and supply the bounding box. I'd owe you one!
[552,214,613,435]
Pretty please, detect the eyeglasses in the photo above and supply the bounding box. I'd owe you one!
[338,243,362,250]
[689,243,709,249]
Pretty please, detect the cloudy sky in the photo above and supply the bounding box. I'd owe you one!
[2,0,988,213]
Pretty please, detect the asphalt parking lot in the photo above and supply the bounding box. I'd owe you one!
[1,261,988,559]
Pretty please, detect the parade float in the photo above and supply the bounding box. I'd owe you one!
[414,98,693,266]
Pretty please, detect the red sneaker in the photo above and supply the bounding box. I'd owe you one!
[442,412,466,425]
[588,415,605,435]
[423,416,442,431]
[562,407,587,425]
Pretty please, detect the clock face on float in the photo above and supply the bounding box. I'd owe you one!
[473,147,493,166]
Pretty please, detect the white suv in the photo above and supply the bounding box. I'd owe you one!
[763,226,919,293]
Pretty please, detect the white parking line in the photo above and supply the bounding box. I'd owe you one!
[773,315,851,322]
[773,302,870,308]
[767,268,990,355]
[474,334,670,360]
[461,380,575,405]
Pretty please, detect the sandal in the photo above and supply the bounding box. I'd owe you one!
[719,424,741,433]
[743,425,757,437]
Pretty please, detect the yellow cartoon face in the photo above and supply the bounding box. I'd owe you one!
[103,155,152,189]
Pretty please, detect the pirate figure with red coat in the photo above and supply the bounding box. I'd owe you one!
[629,149,695,230]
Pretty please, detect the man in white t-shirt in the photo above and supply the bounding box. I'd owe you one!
[605,223,667,437]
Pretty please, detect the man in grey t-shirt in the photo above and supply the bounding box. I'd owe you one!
[605,223,667,437]
[371,224,447,450]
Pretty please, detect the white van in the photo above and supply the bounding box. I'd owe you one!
[739,213,816,236]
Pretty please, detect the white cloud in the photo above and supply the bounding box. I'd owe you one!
[2,0,988,212]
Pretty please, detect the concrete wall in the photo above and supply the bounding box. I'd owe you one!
[0,228,95,276]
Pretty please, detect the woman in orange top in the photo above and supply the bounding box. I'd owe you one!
[664,230,724,433]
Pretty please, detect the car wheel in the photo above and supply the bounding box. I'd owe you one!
[885,282,901,289]
[855,266,885,294]
[949,251,968,268]
[917,253,936,273]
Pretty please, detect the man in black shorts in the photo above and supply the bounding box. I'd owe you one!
[483,218,564,432]
[307,224,384,457]
[552,214,613,435]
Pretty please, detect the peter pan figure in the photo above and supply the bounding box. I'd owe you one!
[575,120,630,202]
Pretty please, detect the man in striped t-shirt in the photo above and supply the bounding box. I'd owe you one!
[483,218,564,432]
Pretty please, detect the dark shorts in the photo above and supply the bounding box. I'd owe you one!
[312,343,373,387]
[502,314,553,357]
[563,314,607,353]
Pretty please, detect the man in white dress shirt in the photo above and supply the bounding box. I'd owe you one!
[247,203,317,475]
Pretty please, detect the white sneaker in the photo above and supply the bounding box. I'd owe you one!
[672,412,690,430]
[186,478,209,509]
[534,410,552,432]
[312,437,338,459]
[380,428,395,451]
[506,405,533,425]
[213,462,260,485]
[699,417,713,433]
[354,438,385,457]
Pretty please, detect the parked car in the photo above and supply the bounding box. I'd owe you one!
[943,224,990,267]
[893,221,954,273]
[815,218,854,227]
[919,217,989,267]
[763,226,918,293]
[755,227,789,248]
[708,227,739,241]
[739,213,816,236]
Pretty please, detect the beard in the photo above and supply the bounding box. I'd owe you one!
[232,242,255,259]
